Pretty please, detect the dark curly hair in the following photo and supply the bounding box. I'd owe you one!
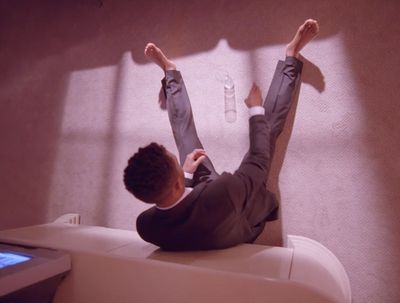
[123,142,176,203]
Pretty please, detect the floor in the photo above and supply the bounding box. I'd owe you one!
[1,1,399,302]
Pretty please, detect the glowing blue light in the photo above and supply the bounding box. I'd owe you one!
[0,252,31,269]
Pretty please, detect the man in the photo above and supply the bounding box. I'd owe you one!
[124,19,319,251]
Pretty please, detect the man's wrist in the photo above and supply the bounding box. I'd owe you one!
[184,171,194,179]
[249,106,265,117]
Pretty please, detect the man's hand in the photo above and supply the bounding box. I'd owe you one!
[182,149,207,174]
[245,83,263,108]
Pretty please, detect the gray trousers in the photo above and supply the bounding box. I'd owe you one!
[162,57,303,186]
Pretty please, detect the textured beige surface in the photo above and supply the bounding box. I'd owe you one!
[1,1,399,302]
[0,224,346,303]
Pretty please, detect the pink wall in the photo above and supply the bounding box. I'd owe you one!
[1,1,399,302]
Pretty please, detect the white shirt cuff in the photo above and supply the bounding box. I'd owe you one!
[184,172,194,179]
[249,106,265,117]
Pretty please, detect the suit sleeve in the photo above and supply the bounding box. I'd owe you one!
[227,114,271,207]
[184,178,194,187]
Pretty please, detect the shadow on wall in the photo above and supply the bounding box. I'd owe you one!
[0,0,335,230]
[1,1,400,302]
[339,1,400,302]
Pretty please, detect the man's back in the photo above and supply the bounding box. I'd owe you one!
[137,171,278,251]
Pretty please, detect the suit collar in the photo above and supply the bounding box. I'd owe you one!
[154,182,207,215]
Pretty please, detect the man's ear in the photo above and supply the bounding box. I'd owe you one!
[174,177,183,190]
[173,171,185,191]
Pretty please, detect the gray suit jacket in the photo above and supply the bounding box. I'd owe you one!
[136,115,278,251]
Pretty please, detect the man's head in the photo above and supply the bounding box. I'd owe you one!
[123,142,184,205]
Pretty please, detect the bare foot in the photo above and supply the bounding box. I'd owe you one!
[286,19,319,58]
[144,43,176,71]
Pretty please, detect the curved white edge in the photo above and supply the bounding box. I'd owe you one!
[0,224,351,303]
[54,251,339,303]
[287,235,352,303]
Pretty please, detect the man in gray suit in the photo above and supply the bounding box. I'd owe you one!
[124,19,319,251]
